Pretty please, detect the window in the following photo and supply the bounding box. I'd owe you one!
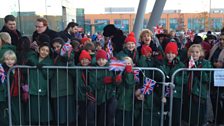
[114,19,129,33]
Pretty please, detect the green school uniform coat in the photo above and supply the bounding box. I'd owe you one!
[116,71,135,111]
[50,54,75,98]
[159,58,187,98]
[116,48,139,65]
[89,64,116,105]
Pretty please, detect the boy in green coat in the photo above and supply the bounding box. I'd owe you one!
[135,45,161,126]
[26,42,53,125]
[89,49,117,126]
[159,42,187,126]
[77,50,96,126]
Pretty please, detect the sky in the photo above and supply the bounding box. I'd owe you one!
[1,0,224,18]
[75,0,224,14]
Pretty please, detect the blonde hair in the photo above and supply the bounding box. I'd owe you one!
[123,56,133,66]
[139,29,153,41]
[187,44,204,57]
[0,32,11,44]
[1,50,17,62]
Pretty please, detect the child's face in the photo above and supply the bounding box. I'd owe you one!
[4,55,16,68]
[39,46,50,59]
[96,45,102,51]
[124,59,132,66]
[166,52,176,62]
[126,42,136,51]
[80,58,90,66]
[52,42,62,54]
[97,58,107,66]
[142,33,151,45]
[190,47,201,61]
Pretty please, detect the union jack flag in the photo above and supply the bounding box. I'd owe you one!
[188,56,195,68]
[60,42,73,58]
[0,64,6,84]
[133,70,140,82]
[141,77,156,95]
[153,25,164,34]
[109,60,126,72]
[107,39,113,59]
[165,86,170,97]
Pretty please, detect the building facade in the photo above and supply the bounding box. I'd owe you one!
[84,12,224,34]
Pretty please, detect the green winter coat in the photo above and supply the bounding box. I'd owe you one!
[50,54,75,98]
[159,58,187,98]
[76,68,95,102]
[26,53,53,96]
[116,71,135,111]
[116,48,139,65]
[136,55,161,110]
[89,64,116,105]
[190,59,212,99]
[0,82,6,102]
[0,44,16,63]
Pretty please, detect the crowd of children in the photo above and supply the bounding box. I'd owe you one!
[0,23,223,126]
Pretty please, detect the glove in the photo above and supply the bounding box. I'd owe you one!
[115,75,122,84]
[125,65,132,73]
[22,92,29,103]
[36,64,43,69]
[103,76,113,85]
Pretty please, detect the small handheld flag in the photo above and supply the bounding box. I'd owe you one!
[60,43,73,58]
[0,64,6,84]
[165,86,170,97]
[141,77,156,95]
[188,56,195,68]
[133,70,140,83]
[106,39,113,59]
[153,25,164,35]
[109,60,126,72]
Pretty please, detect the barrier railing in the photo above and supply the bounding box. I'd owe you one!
[7,66,222,126]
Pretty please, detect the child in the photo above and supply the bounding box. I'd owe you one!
[184,44,212,126]
[89,49,117,126]
[116,32,139,66]
[83,42,96,65]
[135,45,161,126]
[1,50,25,125]
[158,42,186,126]
[137,29,164,65]
[26,42,53,125]
[0,32,16,60]
[77,50,96,126]
[0,63,7,126]
[115,56,135,126]
[50,37,75,125]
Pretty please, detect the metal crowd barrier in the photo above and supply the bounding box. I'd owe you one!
[170,68,224,126]
[7,66,223,126]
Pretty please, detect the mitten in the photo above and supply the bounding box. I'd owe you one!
[103,76,113,85]
[125,65,132,73]
[115,75,122,84]
[36,64,43,69]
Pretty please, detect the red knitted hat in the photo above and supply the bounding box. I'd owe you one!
[96,49,108,61]
[125,32,136,43]
[141,45,152,55]
[81,37,90,44]
[79,50,91,62]
[165,42,178,55]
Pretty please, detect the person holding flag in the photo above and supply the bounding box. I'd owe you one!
[158,42,186,126]
[134,44,161,126]
[183,44,212,126]
[115,56,136,126]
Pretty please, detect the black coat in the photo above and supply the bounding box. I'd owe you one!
[1,26,22,48]
[32,27,58,43]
